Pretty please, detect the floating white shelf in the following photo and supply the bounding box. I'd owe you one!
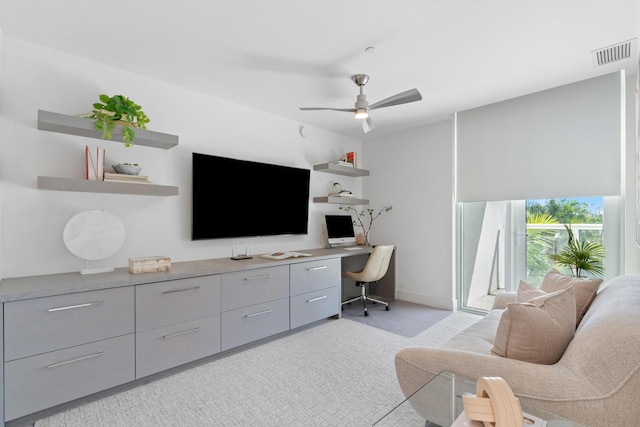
[313,162,369,177]
[37,110,179,150]
[38,176,179,197]
[313,196,369,205]
[313,162,369,205]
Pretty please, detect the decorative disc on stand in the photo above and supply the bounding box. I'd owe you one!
[63,210,126,275]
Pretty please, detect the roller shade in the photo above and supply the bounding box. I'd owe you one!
[456,71,624,202]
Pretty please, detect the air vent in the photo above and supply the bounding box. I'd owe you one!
[591,38,637,67]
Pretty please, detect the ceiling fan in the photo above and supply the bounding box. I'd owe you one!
[299,74,422,134]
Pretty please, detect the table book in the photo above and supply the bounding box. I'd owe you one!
[260,252,313,260]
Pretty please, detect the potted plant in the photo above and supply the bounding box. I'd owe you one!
[549,224,604,277]
[83,94,150,146]
[339,205,392,246]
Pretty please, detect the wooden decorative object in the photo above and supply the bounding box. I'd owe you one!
[462,377,523,427]
[129,256,171,274]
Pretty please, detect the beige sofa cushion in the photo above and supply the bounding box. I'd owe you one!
[539,268,602,325]
[491,286,576,364]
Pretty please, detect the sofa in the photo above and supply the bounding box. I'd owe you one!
[395,273,640,427]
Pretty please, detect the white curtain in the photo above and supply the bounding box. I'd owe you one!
[456,71,625,202]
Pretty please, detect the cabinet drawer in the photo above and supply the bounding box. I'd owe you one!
[4,287,134,361]
[136,275,221,332]
[221,298,289,351]
[4,334,134,421]
[290,286,340,329]
[221,266,289,311]
[290,257,340,296]
[136,314,221,378]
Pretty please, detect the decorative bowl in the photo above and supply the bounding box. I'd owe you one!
[113,164,142,175]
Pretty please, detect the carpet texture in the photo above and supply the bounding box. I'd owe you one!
[34,312,480,427]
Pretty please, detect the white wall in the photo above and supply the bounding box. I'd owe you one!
[365,72,640,311]
[0,36,363,278]
[364,121,456,309]
[624,72,640,273]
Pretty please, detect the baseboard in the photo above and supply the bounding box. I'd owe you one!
[395,289,457,310]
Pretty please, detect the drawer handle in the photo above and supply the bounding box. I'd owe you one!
[163,327,201,339]
[47,352,105,368]
[244,274,272,281]
[307,266,328,271]
[245,309,273,318]
[162,286,201,294]
[47,301,104,312]
[307,295,328,303]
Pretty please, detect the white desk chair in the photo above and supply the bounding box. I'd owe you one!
[341,245,394,316]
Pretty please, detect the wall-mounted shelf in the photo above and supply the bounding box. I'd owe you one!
[37,110,179,150]
[313,162,369,177]
[313,196,369,205]
[313,162,369,205]
[38,176,179,197]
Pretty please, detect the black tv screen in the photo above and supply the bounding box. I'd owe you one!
[192,152,310,240]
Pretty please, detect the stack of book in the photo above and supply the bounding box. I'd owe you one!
[104,172,151,184]
[339,151,357,167]
[86,146,105,181]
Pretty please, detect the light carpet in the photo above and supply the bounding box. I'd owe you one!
[34,313,480,427]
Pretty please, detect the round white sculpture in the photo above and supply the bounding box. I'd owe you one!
[63,210,125,274]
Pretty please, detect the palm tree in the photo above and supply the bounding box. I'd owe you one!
[526,213,558,282]
[549,224,604,277]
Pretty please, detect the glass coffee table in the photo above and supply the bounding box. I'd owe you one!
[374,371,586,426]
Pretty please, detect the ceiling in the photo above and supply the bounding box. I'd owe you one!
[0,0,638,140]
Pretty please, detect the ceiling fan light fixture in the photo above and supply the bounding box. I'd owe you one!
[355,108,369,119]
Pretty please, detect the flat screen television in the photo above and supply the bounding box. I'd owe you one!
[325,214,356,246]
[192,152,310,240]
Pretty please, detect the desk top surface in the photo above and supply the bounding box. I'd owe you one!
[0,247,373,303]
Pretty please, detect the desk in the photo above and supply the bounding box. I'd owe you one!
[0,246,395,303]
[0,246,395,424]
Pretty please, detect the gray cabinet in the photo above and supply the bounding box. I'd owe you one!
[136,276,220,331]
[136,275,220,378]
[0,252,348,423]
[3,288,135,421]
[220,266,290,350]
[4,287,134,361]
[220,265,289,311]
[221,298,290,350]
[5,335,135,421]
[290,258,341,328]
[136,315,220,378]
[135,276,222,378]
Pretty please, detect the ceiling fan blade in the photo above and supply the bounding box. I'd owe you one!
[369,88,422,110]
[361,116,375,134]
[299,107,355,112]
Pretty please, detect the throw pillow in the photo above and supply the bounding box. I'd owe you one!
[539,268,602,325]
[515,280,546,302]
[491,286,576,364]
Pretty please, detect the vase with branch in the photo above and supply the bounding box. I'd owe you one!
[339,205,392,246]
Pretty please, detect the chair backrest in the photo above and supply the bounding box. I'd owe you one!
[357,245,394,283]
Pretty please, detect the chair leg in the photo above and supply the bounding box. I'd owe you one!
[341,281,389,315]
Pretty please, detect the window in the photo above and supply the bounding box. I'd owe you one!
[458,196,618,313]
[525,197,603,284]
